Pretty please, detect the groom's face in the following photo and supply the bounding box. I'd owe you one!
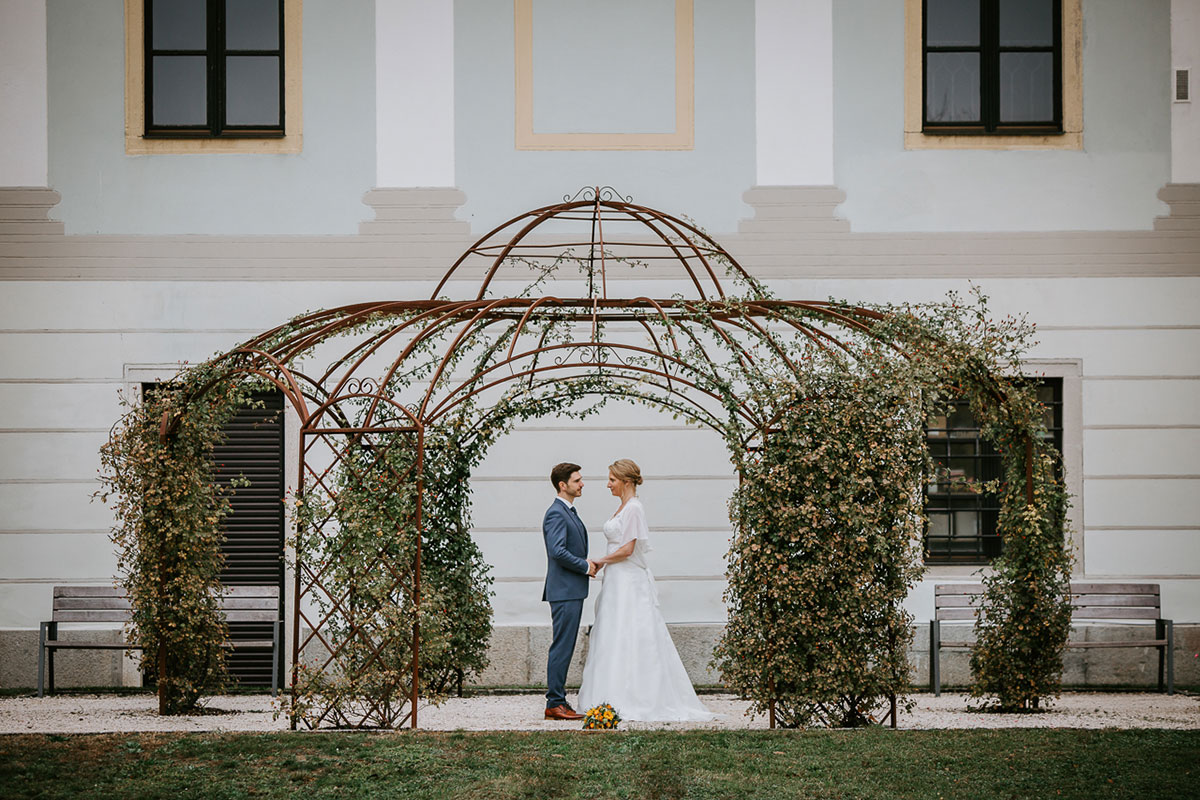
[559,471,584,500]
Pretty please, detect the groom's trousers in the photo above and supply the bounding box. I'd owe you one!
[546,598,584,709]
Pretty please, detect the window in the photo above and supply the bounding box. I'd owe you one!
[125,0,301,154]
[924,378,1062,564]
[904,0,1081,150]
[923,0,1061,134]
[144,0,283,137]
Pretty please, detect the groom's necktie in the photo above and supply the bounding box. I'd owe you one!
[569,507,580,527]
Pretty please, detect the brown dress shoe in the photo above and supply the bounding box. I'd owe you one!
[544,705,584,721]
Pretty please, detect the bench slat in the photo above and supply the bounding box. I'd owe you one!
[1070,583,1159,595]
[935,608,978,620]
[42,641,134,650]
[934,584,983,594]
[1072,640,1167,649]
[935,595,981,607]
[1070,595,1159,607]
[222,586,279,598]
[54,597,132,611]
[224,611,279,622]
[219,598,280,610]
[53,586,123,598]
[52,610,136,622]
[1072,607,1160,620]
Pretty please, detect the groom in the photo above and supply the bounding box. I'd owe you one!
[541,462,598,720]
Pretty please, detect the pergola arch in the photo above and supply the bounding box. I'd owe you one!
[152,189,1045,728]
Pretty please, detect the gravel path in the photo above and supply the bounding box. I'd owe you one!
[2,692,1197,734]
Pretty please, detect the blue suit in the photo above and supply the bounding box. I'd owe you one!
[542,497,590,709]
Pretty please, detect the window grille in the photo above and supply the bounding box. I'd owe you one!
[924,378,1063,563]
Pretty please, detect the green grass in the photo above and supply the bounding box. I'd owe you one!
[2,729,1196,799]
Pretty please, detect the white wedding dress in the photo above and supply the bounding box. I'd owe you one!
[576,498,715,721]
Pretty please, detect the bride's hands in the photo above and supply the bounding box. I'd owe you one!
[587,559,602,577]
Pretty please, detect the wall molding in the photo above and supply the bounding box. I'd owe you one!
[2,184,1199,280]
[513,0,694,151]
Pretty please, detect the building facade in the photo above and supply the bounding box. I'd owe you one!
[1,0,1197,690]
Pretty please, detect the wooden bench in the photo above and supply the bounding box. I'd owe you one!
[930,582,1174,695]
[38,585,282,697]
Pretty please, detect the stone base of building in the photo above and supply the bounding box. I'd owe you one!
[2,624,1196,691]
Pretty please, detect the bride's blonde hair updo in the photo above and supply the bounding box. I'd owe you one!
[608,459,643,487]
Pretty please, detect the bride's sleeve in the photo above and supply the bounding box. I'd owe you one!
[619,502,650,548]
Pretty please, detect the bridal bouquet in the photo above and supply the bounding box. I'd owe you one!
[582,702,620,730]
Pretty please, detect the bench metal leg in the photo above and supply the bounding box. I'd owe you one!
[1160,618,1175,695]
[930,620,941,696]
[37,622,51,697]
[271,620,281,697]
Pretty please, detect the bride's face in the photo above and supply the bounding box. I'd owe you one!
[606,472,624,497]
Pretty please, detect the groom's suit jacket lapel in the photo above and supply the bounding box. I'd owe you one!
[564,504,585,553]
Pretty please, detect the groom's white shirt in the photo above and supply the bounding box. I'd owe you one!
[555,496,576,511]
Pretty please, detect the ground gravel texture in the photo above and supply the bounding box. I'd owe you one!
[1,692,1196,734]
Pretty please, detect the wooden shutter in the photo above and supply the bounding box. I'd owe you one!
[213,391,285,686]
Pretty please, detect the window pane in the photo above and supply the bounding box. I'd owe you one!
[999,0,1054,47]
[226,0,280,50]
[225,56,280,126]
[926,0,980,47]
[152,0,207,50]
[926,53,980,122]
[151,55,207,125]
[1000,52,1054,122]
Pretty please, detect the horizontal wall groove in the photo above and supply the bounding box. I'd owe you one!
[0,529,112,536]
[468,475,735,483]
[0,578,119,584]
[1038,325,1200,331]
[493,575,725,583]
[0,478,100,485]
[1082,425,1200,430]
[0,379,126,385]
[1086,526,1200,531]
[472,526,733,533]
[0,428,111,434]
[1082,375,1200,381]
[0,329,262,335]
[1083,475,1200,481]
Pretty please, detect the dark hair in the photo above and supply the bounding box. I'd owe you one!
[550,462,582,492]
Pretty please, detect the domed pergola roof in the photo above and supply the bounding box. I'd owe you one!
[432,186,752,302]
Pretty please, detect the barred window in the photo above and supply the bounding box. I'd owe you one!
[924,378,1062,563]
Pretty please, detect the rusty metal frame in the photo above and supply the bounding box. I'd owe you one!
[165,188,1026,729]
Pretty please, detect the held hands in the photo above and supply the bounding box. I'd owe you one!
[587,559,602,577]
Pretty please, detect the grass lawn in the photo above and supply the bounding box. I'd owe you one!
[2,729,1196,799]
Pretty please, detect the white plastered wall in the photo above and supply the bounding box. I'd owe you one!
[1173,0,1200,181]
[755,0,834,185]
[0,0,49,186]
[375,0,455,186]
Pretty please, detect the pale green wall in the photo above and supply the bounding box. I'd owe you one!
[453,0,756,233]
[832,0,1172,232]
[47,0,376,235]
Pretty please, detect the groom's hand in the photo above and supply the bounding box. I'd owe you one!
[586,559,599,577]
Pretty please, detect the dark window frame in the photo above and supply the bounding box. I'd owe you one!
[144,0,286,139]
[923,378,1063,564]
[922,0,1063,135]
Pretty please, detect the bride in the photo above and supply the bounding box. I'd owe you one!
[576,459,714,721]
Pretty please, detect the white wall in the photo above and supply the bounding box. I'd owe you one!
[755,0,834,185]
[1,276,1196,632]
[1173,0,1200,181]
[376,0,456,187]
[0,0,49,186]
